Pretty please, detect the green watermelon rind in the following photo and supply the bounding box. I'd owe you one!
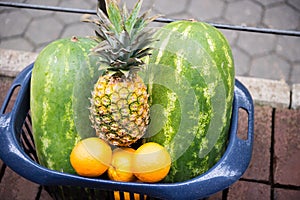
[31,37,98,174]
[144,21,235,183]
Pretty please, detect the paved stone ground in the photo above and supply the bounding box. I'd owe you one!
[0,0,300,85]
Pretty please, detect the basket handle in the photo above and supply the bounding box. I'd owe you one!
[0,63,33,173]
[0,63,33,115]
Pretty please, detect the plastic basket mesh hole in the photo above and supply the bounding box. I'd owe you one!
[20,112,39,162]
[237,108,249,140]
[1,84,20,114]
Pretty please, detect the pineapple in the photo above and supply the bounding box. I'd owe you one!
[84,0,159,146]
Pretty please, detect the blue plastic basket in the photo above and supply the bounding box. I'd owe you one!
[0,63,254,200]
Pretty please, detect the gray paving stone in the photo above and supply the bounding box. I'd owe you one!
[34,44,47,53]
[0,0,300,87]
[225,0,240,2]
[250,54,291,81]
[220,29,239,45]
[58,0,94,9]
[237,76,290,108]
[231,46,251,76]
[224,0,263,26]
[4,0,26,2]
[60,23,95,39]
[84,0,98,9]
[290,63,300,84]
[24,0,61,17]
[25,0,60,6]
[253,0,284,6]
[167,12,194,21]
[237,32,277,56]
[0,11,32,38]
[25,15,63,46]
[120,0,155,11]
[152,0,187,16]
[276,36,300,62]
[0,49,37,77]
[287,0,300,11]
[0,37,34,52]
[25,9,54,18]
[291,84,300,109]
[263,4,300,30]
[55,12,83,24]
[188,0,226,21]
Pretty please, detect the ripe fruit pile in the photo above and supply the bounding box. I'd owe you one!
[66,0,172,183]
[31,0,234,189]
[70,137,171,183]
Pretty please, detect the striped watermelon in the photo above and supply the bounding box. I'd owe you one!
[143,21,235,182]
[30,36,100,174]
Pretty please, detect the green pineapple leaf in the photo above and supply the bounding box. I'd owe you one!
[122,3,129,23]
[106,0,123,34]
[124,0,143,35]
[96,9,112,33]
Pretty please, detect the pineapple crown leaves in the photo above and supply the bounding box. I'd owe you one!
[82,0,160,75]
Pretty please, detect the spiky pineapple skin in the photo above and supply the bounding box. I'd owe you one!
[90,74,149,146]
[87,0,157,147]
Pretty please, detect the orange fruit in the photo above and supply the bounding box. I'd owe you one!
[113,191,146,200]
[132,142,171,183]
[108,147,136,182]
[70,137,112,177]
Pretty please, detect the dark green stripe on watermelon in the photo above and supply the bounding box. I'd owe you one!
[144,21,234,182]
[31,37,98,174]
